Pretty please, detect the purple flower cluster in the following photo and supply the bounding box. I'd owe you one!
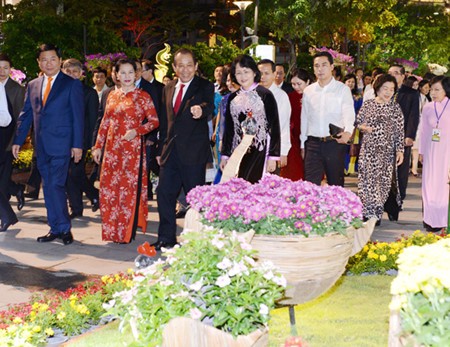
[394,58,419,70]
[313,47,354,64]
[84,52,128,72]
[10,68,26,84]
[187,175,363,236]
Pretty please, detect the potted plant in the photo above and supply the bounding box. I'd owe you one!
[104,228,286,347]
[186,174,376,304]
[389,239,450,347]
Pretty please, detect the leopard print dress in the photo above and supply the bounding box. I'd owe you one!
[356,98,404,220]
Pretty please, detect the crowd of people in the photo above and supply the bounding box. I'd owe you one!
[0,43,448,248]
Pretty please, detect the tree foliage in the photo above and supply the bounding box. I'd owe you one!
[1,0,137,78]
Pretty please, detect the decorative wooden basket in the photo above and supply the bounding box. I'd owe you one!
[388,296,422,347]
[162,317,268,347]
[184,209,376,305]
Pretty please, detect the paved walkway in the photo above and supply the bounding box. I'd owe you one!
[0,175,425,309]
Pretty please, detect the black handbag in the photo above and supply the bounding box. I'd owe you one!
[329,123,344,139]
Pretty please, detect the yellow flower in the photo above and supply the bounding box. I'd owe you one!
[32,325,42,333]
[380,254,387,262]
[363,245,369,252]
[13,317,23,324]
[76,304,90,315]
[101,275,110,283]
[45,327,55,336]
[39,303,49,312]
[127,268,134,274]
[69,294,78,301]
[126,279,134,287]
[57,312,66,320]
[32,302,40,310]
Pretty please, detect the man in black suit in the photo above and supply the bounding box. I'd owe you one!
[275,64,294,94]
[388,64,420,204]
[135,59,164,200]
[0,53,26,211]
[62,58,99,218]
[0,55,19,230]
[153,48,214,250]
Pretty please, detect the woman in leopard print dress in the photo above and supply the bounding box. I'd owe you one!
[357,74,404,224]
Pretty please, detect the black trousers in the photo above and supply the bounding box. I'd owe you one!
[0,190,16,223]
[157,147,206,244]
[304,137,347,187]
[0,152,22,199]
[66,150,99,214]
[397,145,411,201]
[27,156,41,195]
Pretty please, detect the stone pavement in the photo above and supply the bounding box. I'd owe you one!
[0,175,425,309]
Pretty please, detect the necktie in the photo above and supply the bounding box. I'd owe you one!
[43,76,53,106]
[173,83,185,115]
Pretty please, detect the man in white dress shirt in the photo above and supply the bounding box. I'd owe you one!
[258,59,292,170]
[300,51,355,186]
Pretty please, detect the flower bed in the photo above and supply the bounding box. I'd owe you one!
[347,230,449,275]
[187,174,363,237]
[389,239,450,346]
[0,273,132,346]
[105,228,286,346]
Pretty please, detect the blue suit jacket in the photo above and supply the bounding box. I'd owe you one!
[14,72,84,156]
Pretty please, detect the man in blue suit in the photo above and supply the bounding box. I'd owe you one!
[12,43,84,245]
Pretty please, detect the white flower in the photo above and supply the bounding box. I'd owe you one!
[189,308,202,320]
[244,256,256,266]
[102,299,116,310]
[160,278,174,287]
[228,261,248,277]
[170,291,189,299]
[217,257,232,270]
[259,304,269,315]
[240,242,252,251]
[189,279,203,291]
[211,238,225,249]
[272,275,287,288]
[216,274,231,288]
[167,256,178,265]
[263,271,274,280]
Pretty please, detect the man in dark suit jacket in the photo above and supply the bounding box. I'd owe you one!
[62,58,99,218]
[12,44,84,245]
[0,53,26,211]
[136,59,164,200]
[275,64,294,94]
[153,48,214,250]
[388,64,420,203]
[0,70,17,231]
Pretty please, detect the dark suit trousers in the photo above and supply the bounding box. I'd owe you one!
[157,147,206,243]
[27,156,41,195]
[0,152,22,199]
[304,138,347,187]
[37,151,71,234]
[397,145,411,201]
[0,191,16,224]
[66,150,99,214]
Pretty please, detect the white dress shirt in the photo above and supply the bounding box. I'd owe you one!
[300,78,355,148]
[269,83,292,156]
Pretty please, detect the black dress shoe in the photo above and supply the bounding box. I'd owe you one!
[16,185,25,211]
[37,232,59,242]
[0,218,18,232]
[91,199,99,212]
[69,212,83,219]
[151,240,177,251]
[423,221,443,233]
[61,231,74,245]
[24,192,39,200]
[388,213,398,222]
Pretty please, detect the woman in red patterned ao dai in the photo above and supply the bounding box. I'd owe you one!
[92,59,159,243]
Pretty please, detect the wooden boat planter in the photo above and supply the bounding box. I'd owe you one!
[162,317,268,347]
[184,209,376,305]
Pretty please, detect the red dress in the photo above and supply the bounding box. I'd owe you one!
[94,88,159,243]
[280,91,304,181]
